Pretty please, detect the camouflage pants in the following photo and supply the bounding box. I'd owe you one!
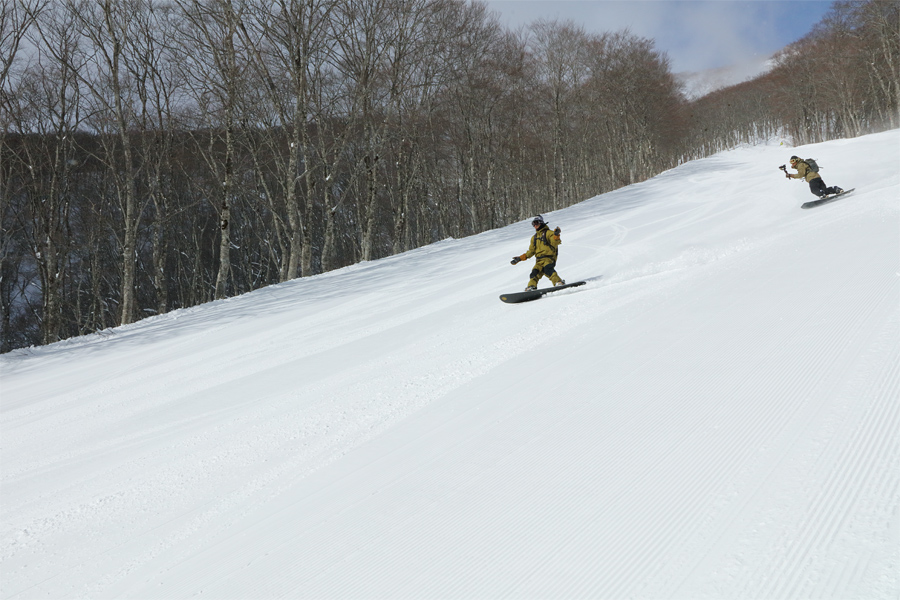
[528,258,562,288]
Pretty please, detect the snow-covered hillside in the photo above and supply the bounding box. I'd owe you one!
[677,55,774,100]
[2,130,898,599]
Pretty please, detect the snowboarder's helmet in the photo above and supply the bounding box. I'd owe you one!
[532,215,545,227]
[790,155,799,162]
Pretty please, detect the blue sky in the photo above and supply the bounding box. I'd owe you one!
[484,1,835,73]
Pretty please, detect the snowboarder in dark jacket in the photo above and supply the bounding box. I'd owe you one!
[785,156,843,198]
[510,215,565,291]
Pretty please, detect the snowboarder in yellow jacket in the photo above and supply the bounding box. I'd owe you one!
[785,156,843,198]
[510,215,565,291]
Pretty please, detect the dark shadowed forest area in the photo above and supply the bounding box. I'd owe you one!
[1,0,897,351]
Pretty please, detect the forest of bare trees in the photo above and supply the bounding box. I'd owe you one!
[1,0,897,352]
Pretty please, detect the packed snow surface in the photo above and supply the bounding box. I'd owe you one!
[2,130,898,599]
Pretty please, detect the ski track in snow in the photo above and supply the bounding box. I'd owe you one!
[1,131,898,599]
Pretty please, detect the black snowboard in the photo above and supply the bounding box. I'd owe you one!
[500,281,586,304]
[801,188,855,209]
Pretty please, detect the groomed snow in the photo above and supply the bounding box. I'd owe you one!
[2,130,898,599]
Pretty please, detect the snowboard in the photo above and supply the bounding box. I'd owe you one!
[801,188,855,209]
[499,280,586,304]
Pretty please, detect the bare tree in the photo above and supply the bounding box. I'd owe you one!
[63,0,147,324]
[1,1,49,350]
[440,1,514,235]
[850,0,899,129]
[530,19,590,209]
[174,0,251,300]
[6,3,85,344]
[125,1,184,315]
[333,0,399,261]
[238,0,343,279]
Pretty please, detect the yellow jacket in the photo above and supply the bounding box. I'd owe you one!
[519,225,561,262]
[789,160,821,182]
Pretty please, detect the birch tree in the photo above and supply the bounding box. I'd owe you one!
[175,0,250,300]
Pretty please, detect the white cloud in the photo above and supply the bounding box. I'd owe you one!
[485,0,833,73]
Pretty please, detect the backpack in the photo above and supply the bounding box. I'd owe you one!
[804,158,820,173]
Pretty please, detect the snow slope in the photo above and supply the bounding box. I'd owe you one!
[2,130,898,599]
[676,55,774,100]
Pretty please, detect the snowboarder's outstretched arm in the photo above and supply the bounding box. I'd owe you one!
[511,249,529,265]
[781,164,805,179]
[511,235,537,265]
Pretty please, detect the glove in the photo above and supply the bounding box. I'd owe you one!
[554,227,561,235]
[511,256,521,265]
